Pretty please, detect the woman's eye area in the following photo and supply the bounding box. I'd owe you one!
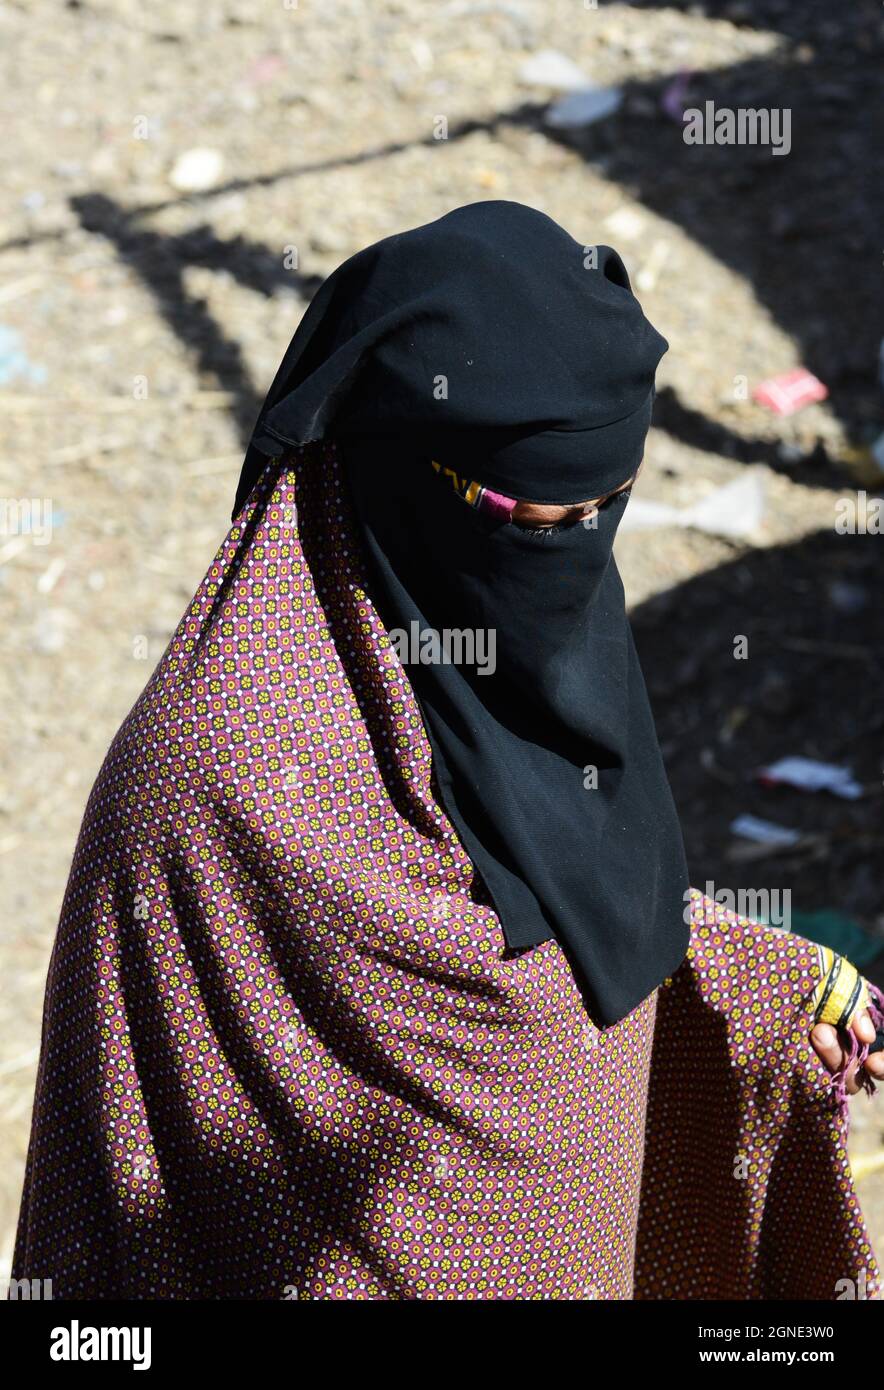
[510,498,611,531]
[510,471,637,530]
[512,501,595,530]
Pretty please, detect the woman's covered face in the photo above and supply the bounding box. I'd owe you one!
[340,436,690,1028]
[510,460,642,532]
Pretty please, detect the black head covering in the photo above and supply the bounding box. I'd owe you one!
[233,199,665,513]
[233,200,690,1026]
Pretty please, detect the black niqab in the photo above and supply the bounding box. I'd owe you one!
[233,200,690,1026]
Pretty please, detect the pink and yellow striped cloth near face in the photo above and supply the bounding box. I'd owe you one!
[430,459,517,524]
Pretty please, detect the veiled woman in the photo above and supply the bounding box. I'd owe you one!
[13,201,883,1300]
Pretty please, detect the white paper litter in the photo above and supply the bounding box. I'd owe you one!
[757,756,863,800]
[517,50,591,91]
[730,814,802,847]
[618,470,766,540]
[545,85,622,129]
[169,148,224,193]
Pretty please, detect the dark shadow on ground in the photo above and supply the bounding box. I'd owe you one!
[537,0,883,471]
[630,523,884,930]
[23,1,872,491]
[70,191,326,446]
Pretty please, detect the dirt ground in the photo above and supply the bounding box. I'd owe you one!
[2,0,883,1287]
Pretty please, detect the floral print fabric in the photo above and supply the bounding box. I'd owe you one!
[12,441,879,1299]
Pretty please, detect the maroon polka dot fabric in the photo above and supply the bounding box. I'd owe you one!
[13,442,880,1299]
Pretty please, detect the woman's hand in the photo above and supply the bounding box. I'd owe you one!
[811,1009,884,1095]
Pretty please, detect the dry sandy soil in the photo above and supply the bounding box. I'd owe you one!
[1,0,883,1287]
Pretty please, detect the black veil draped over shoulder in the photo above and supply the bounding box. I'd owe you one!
[233,200,690,1026]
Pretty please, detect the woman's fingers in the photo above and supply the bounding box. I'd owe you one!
[811,1022,848,1074]
[810,1022,862,1095]
[853,1008,876,1045]
[853,1009,884,1078]
[811,1009,884,1094]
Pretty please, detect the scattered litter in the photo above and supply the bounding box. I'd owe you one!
[518,50,590,91]
[756,756,862,800]
[169,148,225,193]
[0,325,48,386]
[635,239,670,292]
[545,85,622,129]
[730,814,802,847]
[752,367,828,416]
[619,469,766,540]
[660,70,694,123]
[37,557,65,595]
[603,207,645,241]
[666,470,765,538]
[617,496,673,531]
